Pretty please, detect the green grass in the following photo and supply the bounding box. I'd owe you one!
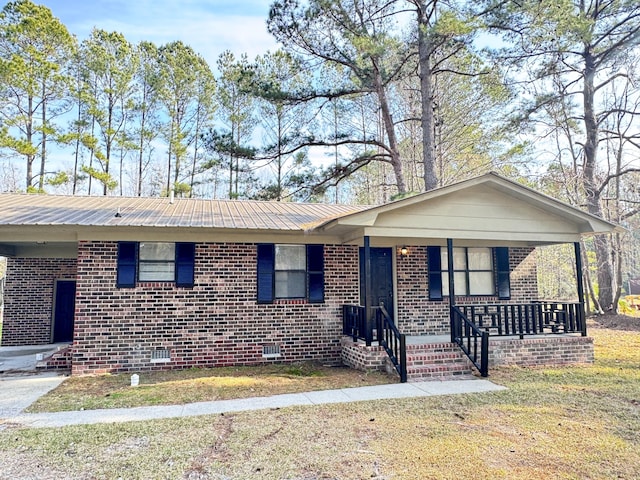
[2,325,639,479]
[26,362,396,413]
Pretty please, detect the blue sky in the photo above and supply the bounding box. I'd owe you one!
[22,0,279,66]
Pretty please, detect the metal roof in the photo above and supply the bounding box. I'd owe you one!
[0,194,369,231]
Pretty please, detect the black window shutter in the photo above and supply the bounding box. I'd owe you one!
[257,244,275,303]
[427,246,443,300]
[117,242,137,288]
[495,247,511,300]
[175,243,196,287]
[307,244,324,303]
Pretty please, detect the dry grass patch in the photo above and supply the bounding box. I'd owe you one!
[26,362,396,413]
[2,319,639,479]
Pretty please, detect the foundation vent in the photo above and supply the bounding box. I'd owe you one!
[150,348,171,363]
[262,344,281,358]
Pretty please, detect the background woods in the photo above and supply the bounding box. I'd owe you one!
[0,0,638,311]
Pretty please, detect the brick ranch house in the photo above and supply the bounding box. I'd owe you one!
[0,173,619,380]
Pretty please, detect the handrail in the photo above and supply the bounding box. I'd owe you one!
[376,305,407,383]
[451,306,489,377]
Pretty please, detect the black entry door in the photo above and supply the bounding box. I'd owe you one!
[53,280,76,343]
[359,247,394,320]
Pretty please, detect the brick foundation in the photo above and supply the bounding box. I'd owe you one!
[340,336,387,371]
[489,335,594,367]
[1,257,77,346]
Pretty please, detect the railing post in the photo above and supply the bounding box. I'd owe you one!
[447,238,456,343]
[480,331,489,377]
[399,334,407,383]
[364,236,373,346]
[574,242,587,336]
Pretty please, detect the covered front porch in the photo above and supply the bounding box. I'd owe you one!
[309,175,619,382]
[342,297,589,382]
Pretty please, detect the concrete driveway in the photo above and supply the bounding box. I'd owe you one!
[0,373,67,423]
[0,345,69,427]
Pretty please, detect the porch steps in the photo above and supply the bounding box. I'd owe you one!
[403,342,475,382]
[36,345,72,371]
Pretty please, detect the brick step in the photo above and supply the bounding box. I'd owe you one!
[403,342,475,381]
[36,346,72,371]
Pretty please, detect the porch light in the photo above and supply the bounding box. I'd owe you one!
[400,246,409,257]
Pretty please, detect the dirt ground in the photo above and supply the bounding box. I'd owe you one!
[590,313,640,331]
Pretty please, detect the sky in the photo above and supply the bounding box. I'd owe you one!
[18,0,280,67]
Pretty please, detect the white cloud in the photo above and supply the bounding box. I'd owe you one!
[31,0,279,67]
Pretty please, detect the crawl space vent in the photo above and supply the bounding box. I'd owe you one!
[150,348,171,363]
[262,344,281,358]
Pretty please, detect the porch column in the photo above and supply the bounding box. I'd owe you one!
[574,242,587,336]
[447,238,456,342]
[364,235,373,346]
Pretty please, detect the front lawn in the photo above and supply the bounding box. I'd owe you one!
[1,317,639,479]
[27,362,397,413]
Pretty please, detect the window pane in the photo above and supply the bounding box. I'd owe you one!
[139,262,175,281]
[275,271,306,298]
[275,245,305,270]
[139,242,175,261]
[441,272,468,295]
[469,272,494,295]
[468,248,492,270]
[453,248,467,270]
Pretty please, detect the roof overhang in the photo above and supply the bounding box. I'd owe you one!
[313,172,622,246]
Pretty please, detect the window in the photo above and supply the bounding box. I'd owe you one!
[427,246,510,300]
[275,245,306,298]
[442,247,494,296]
[257,244,324,304]
[139,242,175,281]
[117,242,195,288]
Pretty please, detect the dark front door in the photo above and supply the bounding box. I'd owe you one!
[53,280,76,343]
[360,247,394,320]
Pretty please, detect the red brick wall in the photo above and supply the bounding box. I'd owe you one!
[1,258,77,346]
[395,246,538,335]
[489,336,594,367]
[72,241,360,374]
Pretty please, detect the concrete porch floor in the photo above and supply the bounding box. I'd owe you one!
[0,344,70,373]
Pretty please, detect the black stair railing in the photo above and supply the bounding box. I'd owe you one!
[342,304,367,342]
[376,305,407,383]
[451,305,489,377]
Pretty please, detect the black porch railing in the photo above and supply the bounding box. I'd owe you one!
[342,304,407,382]
[457,301,586,339]
[451,306,489,377]
[342,304,369,343]
[376,305,407,383]
[343,300,586,380]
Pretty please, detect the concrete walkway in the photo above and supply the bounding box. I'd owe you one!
[0,373,67,420]
[2,377,506,429]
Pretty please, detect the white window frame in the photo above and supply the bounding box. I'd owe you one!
[442,247,495,296]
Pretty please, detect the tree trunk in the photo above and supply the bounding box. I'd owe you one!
[372,62,406,195]
[416,1,438,191]
[25,95,34,189]
[582,49,615,313]
[137,104,146,197]
[38,84,47,192]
